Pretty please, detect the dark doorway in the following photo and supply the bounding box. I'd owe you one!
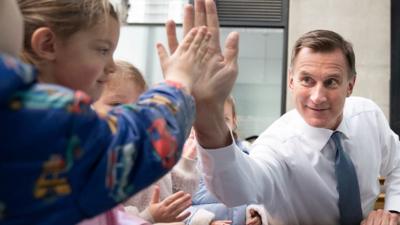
[390,0,400,134]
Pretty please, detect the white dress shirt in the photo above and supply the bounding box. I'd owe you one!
[198,97,400,225]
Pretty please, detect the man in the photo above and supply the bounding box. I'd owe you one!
[167,1,400,224]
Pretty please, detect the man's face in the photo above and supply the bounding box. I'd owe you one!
[289,47,356,130]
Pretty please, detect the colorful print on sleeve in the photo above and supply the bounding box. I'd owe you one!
[0,54,195,225]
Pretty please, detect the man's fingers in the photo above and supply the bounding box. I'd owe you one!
[205,0,221,53]
[389,212,399,225]
[166,20,179,54]
[194,0,206,27]
[183,4,194,36]
[223,32,240,66]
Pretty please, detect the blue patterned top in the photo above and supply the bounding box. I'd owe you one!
[0,54,195,224]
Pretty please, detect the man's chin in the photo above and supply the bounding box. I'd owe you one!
[305,118,332,129]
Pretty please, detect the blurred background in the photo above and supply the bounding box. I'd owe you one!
[110,0,399,140]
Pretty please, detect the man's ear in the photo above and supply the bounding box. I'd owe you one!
[30,27,56,60]
[288,68,294,91]
[347,75,356,97]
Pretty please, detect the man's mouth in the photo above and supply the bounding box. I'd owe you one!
[306,105,328,111]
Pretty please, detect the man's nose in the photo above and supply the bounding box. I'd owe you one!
[310,83,327,104]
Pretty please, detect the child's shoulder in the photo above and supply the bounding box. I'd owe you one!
[13,84,93,113]
[0,54,92,114]
[0,54,35,85]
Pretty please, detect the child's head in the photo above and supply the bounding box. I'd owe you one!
[93,60,147,113]
[17,0,120,100]
[0,0,24,57]
[224,95,238,138]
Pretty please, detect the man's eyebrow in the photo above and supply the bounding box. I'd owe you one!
[299,70,313,76]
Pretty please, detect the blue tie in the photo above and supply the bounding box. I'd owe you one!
[332,132,363,225]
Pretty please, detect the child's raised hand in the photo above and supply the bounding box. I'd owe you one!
[148,185,192,222]
[157,26,211,94]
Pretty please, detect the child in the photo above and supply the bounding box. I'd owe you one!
[92,60,147,113]
[0,0,212,224]
[79,60,150,225]
[185,96,268,225]
[123,129,200,224]
[92,61,199,224]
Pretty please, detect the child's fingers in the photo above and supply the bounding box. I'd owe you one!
[162,191,186,206]
[166,194,191,212]
[179,28,198,52]
[189,26,207,53]
[197,32,212,61]
[175,211,191,221]
[150,185,161,204]
[156,43,169,65]
[245,217,259,225]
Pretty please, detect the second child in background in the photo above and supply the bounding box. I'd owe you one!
[94,60,200,225]
[80,60,152,225]
[93,60,148,113]
[119,69,200,223]
[185,96,268,225]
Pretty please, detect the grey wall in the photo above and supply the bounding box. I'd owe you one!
[286,0,391,118]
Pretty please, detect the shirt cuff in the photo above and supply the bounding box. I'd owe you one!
[197,137,240,176]
[385,195,400,213]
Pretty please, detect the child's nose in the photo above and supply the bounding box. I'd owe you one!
[106,59,117,74]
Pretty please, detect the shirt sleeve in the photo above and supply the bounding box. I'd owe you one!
[197,138,287,208]
[375,103,400,212]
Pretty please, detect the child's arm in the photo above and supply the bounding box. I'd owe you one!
[0,26,211,225]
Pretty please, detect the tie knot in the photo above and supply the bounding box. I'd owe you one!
[331,131,341,145]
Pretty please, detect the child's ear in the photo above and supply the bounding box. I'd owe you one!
[31,27,56,60]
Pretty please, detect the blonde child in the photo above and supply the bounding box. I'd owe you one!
[93,60,147,113]
[93,60,199,224]
[0,0,214,224]
[80,60,151,225]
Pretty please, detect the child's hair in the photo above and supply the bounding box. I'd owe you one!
[225,95,237,121]
[114,60,147,92]
[17,0,119,64]
[225,95,239,139]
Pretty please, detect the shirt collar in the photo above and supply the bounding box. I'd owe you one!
[291,110,349,152]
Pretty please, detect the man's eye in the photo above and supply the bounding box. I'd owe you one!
[300,77,314,86]
[324,79,339,88]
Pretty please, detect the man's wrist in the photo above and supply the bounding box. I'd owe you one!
[194,103,232,148]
